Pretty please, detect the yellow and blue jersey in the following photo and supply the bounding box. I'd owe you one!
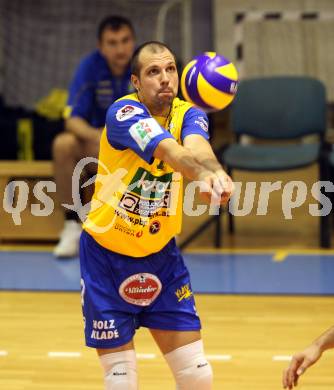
[64,50,133,127]
[83,93,209,257]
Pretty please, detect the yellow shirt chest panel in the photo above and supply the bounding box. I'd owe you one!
[84,95,192,257]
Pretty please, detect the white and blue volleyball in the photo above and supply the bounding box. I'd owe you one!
[180,52,238,111]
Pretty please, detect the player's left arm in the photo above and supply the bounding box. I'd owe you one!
[183,134,234,202]
[183,134,222,173]
[181,107,226,174]
[181,106,233,200]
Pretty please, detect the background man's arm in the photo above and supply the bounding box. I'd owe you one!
[65,117,102,143]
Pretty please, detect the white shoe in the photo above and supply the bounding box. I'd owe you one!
[53,220,82,258]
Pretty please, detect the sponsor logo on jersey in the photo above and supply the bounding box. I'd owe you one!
[116,168,175,221]
[116,104,144,121]
[119,193,139,212]
[119,273,162,306]
[114,222,144,238]
[128,167,172,199]
[114,209,148,226]
[119,191,171,217]
[175,283,193,302]
[149,220,161,234]
[194,116,208,132]
[90,319,120,340]
[129,118,163,151]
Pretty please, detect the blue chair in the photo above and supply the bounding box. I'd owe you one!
[221,76,330,248]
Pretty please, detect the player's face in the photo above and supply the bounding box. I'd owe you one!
[132,49,179,115]
[99,26,135,72]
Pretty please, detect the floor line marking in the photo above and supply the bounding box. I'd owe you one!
[136,353,156,359]
[273,355,292,361]
[184,248,334,255]
[273,251,289,262]
[0,246,54,253]
[3,246,334,256]
[207,354,232,361]
[48,352,81,358]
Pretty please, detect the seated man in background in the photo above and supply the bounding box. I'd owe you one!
[53,15,135,258]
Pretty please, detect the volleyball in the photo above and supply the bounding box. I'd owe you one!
[180,52,238,111]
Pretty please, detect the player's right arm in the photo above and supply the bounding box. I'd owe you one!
[106,100,229,205]
[282,326,334,389]
[154,138,210,182]
[153,106,233,205]
[154,138,228,205]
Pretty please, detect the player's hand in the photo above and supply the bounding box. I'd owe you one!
[198,170,234,206]
[214,169,234,206]
[282,344,323,389]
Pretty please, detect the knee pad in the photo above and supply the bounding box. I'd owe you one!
[164,340,213,390]
[99,349,138,390]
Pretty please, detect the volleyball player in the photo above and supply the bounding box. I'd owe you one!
[80,41,234,389]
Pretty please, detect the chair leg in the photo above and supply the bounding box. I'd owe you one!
[319,155,331,248]
[214,210,223,248]
[330,165,334,228]
[320,213,331,248]
[179,216,217,251]
[227,167,235,234]
[228,209,235,234]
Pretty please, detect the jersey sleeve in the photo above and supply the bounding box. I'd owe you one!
[106,100,174,164]
[65,59,95,121]
[181,107,210,142]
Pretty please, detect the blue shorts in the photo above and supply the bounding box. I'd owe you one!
[79,230,201,349]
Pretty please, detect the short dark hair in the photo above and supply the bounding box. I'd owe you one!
[131,41,177,77]
[97,15,134,40]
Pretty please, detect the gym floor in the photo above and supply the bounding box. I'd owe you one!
[1,246,334,389]
[1,161,334,389]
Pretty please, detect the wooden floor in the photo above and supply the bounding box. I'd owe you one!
[1,292,334,389]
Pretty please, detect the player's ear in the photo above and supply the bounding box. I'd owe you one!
[131,74,140,92]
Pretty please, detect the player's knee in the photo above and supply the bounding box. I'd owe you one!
[99,349,138,390]
[52,132,78,158]
[164,340,213,390]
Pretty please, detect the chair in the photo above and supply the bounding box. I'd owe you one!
[221,76,331,248]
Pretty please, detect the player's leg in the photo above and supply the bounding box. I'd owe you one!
[150,329,213,390]
[79,136,101,204]
[80,230,139,389]
[52,132,82,206]
[97,342,138,390]
[150,328,201,354]
[53,133,100,257]
[139,239,213,389]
